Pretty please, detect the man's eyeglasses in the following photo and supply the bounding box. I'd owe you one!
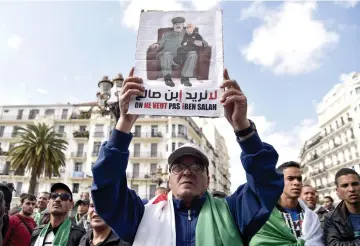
[170,163,206,175]
[50,192,72,201]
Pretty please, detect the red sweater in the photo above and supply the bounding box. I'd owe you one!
[3,213,37,246]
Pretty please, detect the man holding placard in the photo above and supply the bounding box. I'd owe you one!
[91,67,284,245]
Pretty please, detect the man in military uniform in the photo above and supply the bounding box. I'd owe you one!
[150,17,207,87]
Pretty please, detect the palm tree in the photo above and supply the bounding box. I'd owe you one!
[8,123,68,194]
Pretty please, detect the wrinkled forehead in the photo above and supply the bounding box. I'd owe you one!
[302,186,315,194]
[39,193,50,199]
[338,174,360,185]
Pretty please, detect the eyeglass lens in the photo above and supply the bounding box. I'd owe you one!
[171,163,204,174]
[50,192,71,201]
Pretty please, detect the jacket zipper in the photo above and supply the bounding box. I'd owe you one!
[188,209,191,220]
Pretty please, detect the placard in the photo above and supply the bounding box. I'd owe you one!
[128,10,224,117]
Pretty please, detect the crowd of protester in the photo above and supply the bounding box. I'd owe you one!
[1,69,360,245]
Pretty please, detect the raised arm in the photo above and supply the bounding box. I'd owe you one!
[225,132,283,243]
[219,69,284,243]
[91,130,144,242]
[91,67,145,243]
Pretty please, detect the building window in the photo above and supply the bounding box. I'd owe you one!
[72,183,80,194]
[74,162,83,172]
[150,143,158,157]
[92,142,101,156]
[16,109,23,120]
[178,125,187,137]
[8,143,15,151]
[134,125,141,137]
[61,109,68,119]
[95,124,103,132]
[178,142,184,147]
[79,125,87,132]
[172,142,176,152]
[149,184,157,199]
[150,163,157,174]
[11,126,19,137]
[172,124,176,137]
[133,163,139,178]
[58,126,65,133]
[28,109,40,120]
[132,184,139,194]
[45,109,55,116]
[134,144,140,157]
[356,87,360,95]
[15,182,23,196]
[3,161,10,175]
[151,125,158,137]
[0,126,4,137]
[77,143,84,154]
[94,124,104,137]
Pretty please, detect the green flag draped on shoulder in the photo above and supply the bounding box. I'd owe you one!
[250,200,324,246]
[34,218,71,246]
[132,191,243,246]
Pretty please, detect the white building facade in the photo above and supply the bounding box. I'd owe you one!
[0,103,231,201]
[193,118,231,194]
[300,72,360,203]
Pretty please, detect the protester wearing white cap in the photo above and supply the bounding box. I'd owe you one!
[91,68,284,246]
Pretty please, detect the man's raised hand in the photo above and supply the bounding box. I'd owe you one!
[116,67,145,133]
[220,68,250,131]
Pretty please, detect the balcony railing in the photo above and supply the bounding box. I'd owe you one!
[73,131,89,139]
[91,151,99,157]
[126,172,153,179]
[131,152,162,158]
[131,152,163,158]
[56,132,66,138]
[71,152,87,158]
[69,112,91,120]
[171,132,188,139]
[133,132,163,138]
[93,132,105,138]
[72,171,85,178]
[0,150,8,156]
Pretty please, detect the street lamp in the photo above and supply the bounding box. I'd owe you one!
[96,73,124,121]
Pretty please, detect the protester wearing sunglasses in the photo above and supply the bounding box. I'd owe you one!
[31,183,85,246]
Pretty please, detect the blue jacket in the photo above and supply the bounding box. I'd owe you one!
[91,129,284,245]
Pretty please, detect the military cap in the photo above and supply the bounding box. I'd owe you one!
[171,17,185,24]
